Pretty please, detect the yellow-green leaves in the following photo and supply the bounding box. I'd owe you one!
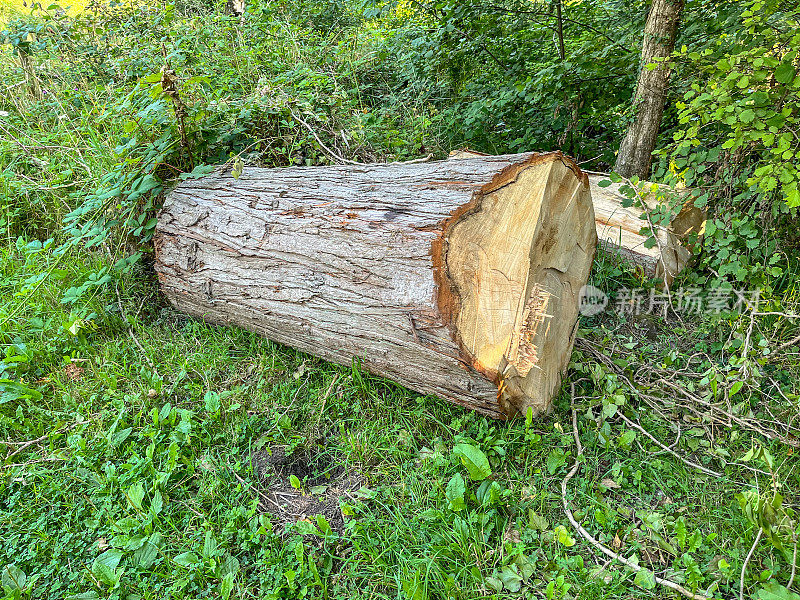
[452,443,491,481]
[554,524,576,547]
[231,156,244,179]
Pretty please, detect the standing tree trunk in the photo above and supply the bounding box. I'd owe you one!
[155,152,597,419]
[614,0,684,179]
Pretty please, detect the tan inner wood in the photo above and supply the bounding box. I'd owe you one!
[447,158,593,415]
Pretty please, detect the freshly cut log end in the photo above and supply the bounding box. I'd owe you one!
[436,155,596,416]
[155,152,597,419]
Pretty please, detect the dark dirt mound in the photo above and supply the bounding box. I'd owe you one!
[252,445,363,535]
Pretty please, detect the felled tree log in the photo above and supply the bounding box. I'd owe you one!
[588,177,704,287]
[154,152,597,418]
[451,150,705,287]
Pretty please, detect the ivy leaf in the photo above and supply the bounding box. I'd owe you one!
[452,443,491,481]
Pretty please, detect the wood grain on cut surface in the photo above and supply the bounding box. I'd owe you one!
[449,149,704,287]
[155,152,597,418]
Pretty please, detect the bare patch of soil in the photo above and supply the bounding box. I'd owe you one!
[252,445,362,535]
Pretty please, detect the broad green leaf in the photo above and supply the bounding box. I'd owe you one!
[485,576,503,592]
[775,63,796,84]
[528,509,549,531]
[634,568,656,590]
[150,490,163,515]
[554,525,576,547]
[546,448,567,475]
[0,379,42,404]
[315,514,333,536]
[173,552,201,567]
[217,554,240,578]
[452,443,491,480]
[220,572,235,600]
[133,533,162,569]
[202,530,218,560]
[126,482,145,510]
[204,390,221,412]
[498,565,523,592]
[757,582,800,600]
[93,549,122,572]
[1,564,27,590]
[445,473,466,511]
[91,549,122,587]
[295,519,321,536]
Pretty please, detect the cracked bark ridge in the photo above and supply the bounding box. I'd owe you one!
[154,152,597,418]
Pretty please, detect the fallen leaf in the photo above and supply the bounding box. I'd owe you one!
[293,362,306,380]
[64,363,84,381]
[503,525,521,545]
[601,478,620,489]
[612,533,622,550]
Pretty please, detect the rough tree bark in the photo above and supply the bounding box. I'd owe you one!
[154,152,597,418]
[614,0,684,179]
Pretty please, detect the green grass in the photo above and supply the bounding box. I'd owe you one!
[1,0,800,598]
[2,242,798,599]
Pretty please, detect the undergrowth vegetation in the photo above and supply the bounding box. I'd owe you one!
[1,0,799,598]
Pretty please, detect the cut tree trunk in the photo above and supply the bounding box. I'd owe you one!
[588,176,704,287]
[154,152,597,418]
[450,150,704,287]
[614,0,684,179]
